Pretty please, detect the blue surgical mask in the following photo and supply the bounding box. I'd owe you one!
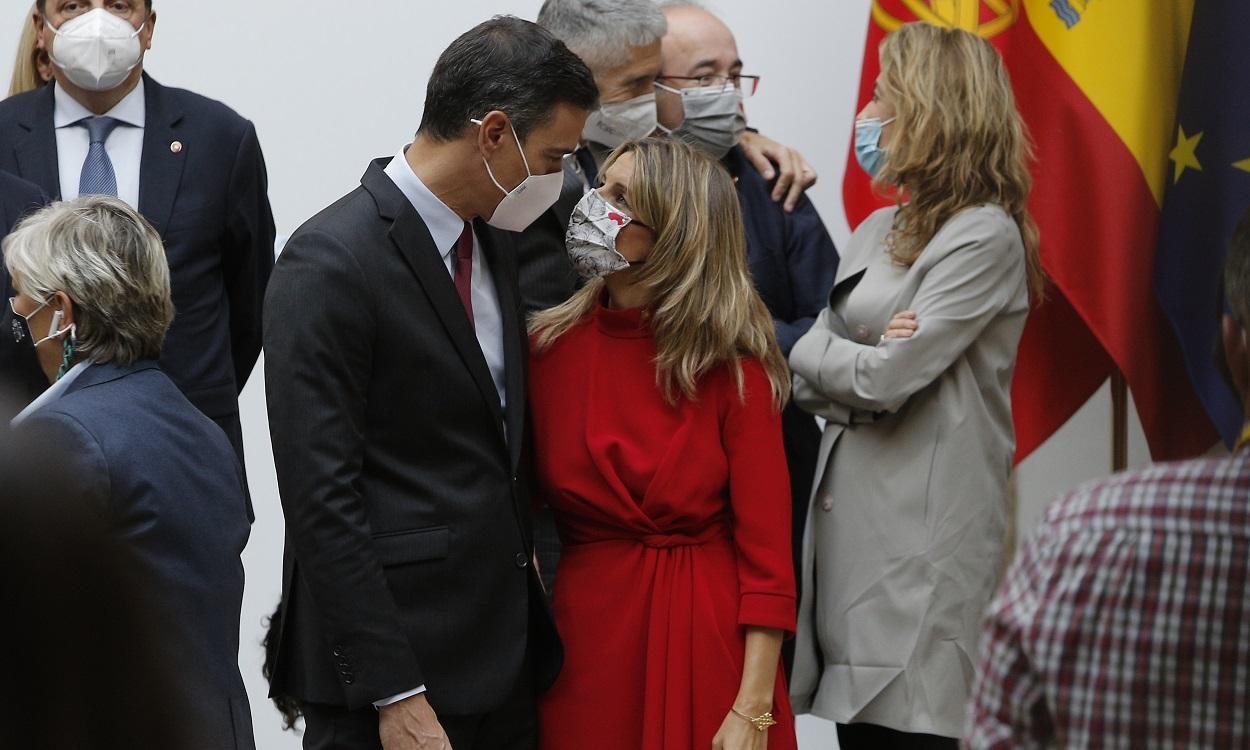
[854,116,895,177]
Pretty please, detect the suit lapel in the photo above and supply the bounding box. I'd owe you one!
[13,85,60,198]
[477,220,526,471]
[137,75,187,235]
[363,162,507,438]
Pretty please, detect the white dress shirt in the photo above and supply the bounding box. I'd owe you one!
[372,147,509,709]
[383,146,507,410]
[54,79,146,207]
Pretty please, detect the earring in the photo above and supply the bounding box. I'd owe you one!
[55,330,76,381]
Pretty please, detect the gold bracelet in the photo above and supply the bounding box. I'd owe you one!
[731,707,777,732]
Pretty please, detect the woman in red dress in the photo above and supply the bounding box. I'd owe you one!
[529,138,797,750]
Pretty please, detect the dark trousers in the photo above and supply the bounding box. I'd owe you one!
[780,401,820,677]
[836,723,959,750]
[302,675,536,750]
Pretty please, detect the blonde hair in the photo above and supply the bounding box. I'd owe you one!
[3,196,174,366]
[530,137,789,408]
[9,6,51,98]
[875,22,1044,299]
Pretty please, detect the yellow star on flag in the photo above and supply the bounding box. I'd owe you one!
[1234,157,1250,174]
[1169,126,1203,184]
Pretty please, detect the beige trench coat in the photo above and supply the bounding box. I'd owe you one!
[788,204,1028,737]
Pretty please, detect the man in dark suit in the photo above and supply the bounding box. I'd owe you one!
[264,17,598,750]
[0,171,47,421]
[0,0,276,461]
[5,196,254,749]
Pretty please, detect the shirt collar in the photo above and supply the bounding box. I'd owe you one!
[53,77,147,130]
[10,360,93,428]
[383,146,466,259]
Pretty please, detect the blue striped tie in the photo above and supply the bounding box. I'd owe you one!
[78,116,120,197]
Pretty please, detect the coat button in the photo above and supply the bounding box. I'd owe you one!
[332,647,344,657]
[343,675,355,685]
[514,552,529,568]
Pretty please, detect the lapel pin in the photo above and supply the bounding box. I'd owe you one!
[170,141,183,154]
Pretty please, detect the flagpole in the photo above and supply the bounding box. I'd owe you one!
[1111,371,1128,472]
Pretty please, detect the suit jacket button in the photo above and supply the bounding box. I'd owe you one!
[343,675,355,685]
[332,647,344,658]
[514,552,529,568]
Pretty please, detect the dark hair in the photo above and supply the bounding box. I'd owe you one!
[37,1,154,12]
[1225,206,1250,324]
[418,16,599,142]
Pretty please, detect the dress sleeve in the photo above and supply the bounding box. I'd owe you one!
[722,359,797,635]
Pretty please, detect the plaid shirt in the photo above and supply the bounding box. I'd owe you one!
[964,450,1250,749]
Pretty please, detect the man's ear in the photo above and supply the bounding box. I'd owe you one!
[474,110,511,160]
[32,7,47,42]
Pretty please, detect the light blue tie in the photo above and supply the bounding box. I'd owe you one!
[78,116,120,197]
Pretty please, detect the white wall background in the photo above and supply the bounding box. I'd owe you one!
[2,2,1160,747]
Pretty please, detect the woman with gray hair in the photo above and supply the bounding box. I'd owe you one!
[3,195,256,749]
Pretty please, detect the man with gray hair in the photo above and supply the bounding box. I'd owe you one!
[3,195,255,749]
[520,0,820,314]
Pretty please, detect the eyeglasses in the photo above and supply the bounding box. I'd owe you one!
[657,74,760,98]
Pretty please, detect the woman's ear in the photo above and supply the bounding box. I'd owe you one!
[52,291,75,332]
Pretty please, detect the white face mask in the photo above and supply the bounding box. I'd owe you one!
[582,92,658,149]
[565,189,645,281]
[472,118,566,233]
[656,82,746,158]
[48,9,146,92]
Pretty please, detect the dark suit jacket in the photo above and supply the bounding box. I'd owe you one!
[265,159,559,715]
[0,74,275,454]
[515,161,585,314]
[13,361,254,749]
[0,171,47,421]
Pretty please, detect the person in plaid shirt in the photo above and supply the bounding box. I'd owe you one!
[964,208,1250,749]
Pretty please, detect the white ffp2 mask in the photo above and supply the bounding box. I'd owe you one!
[48,9,146,92]
[473,118,565,233]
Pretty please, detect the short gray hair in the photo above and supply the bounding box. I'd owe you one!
[537,0,668,73]
[3,196,174,366]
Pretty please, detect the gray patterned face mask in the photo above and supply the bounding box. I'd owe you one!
[565,190,646,281]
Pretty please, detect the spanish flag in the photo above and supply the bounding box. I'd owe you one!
[844,0,1222,461]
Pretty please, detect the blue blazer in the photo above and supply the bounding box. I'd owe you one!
[14,361,255,749]
[0,75,276,455]
[0,171,47,419]
[723,146,839,356]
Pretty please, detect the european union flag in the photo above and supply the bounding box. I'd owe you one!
[1154,0,1250,448]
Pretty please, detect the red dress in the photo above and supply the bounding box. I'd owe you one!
[530,302,797,750]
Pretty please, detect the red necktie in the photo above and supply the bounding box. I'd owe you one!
[454,221,475,329]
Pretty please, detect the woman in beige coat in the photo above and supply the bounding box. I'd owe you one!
[788,22,1044,749]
